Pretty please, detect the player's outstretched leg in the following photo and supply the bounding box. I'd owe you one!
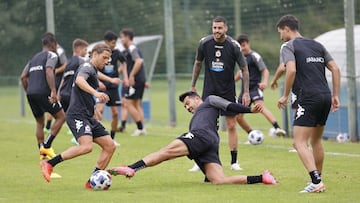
[107,166,135,177]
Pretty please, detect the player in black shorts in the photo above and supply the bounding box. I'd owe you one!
[95,31,128,146]
[190,16,250,171]
[20,33,66,161]
[235,34,286,137]
[40,44,120,187]
[42,32,68,134]
[276,15,340,193]
[58,38,88,112]
[108,91,276,186]
[120,28,147,136]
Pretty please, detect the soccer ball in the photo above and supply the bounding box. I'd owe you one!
[89,170,112,190]
[248,130,264,145]
[336,133,349,143]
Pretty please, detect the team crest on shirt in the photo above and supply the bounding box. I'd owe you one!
[215,50,221,57]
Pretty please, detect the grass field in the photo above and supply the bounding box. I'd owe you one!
[1,79,360,203]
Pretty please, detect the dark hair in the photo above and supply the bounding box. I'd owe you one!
[120,28,134,40]
[72,38,88,50]
[276,15,299,31]
[104,31,118,41]
[213,16,227,24]
[41,32,57,46]
[237,34,249,44]
[179,91,200,102]
[90,43,111,56]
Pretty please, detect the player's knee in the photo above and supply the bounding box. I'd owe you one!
[79,144,93,154]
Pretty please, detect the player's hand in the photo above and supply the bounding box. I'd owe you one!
[277,95,288,109]
[95,92,109,103]
[251,103,263,113]
[270,80,278,90]
[48,90,57,104]
[144,82,150,89]
[111,78,121,85]
[331,95,340,112]
[122,78,129,87]
[129,76,135,87]
[242,92,251,106]
[258,82,267,90]
[98,82,106,91]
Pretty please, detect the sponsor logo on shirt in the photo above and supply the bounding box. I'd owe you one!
[29,65,43,72]
[306,57,324,63]
[182,132,194,139]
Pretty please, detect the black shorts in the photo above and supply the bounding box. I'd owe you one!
[104,88,121,106]
[60,95,71,112]
[27,94,63,118]
[123,85,145,100]
[66,114,109,140]
[239,86,264,106]
[177,130,221,174]
[293,93,331,127]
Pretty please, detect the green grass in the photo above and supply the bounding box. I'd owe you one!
[1,79,360,203]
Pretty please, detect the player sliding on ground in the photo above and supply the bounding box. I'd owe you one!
[108,91,277,185]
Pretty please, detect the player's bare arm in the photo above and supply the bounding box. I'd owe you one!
[325,60,341,112]
[277,61,295,109]
[45,66,57,103]
[239,65,250,105]
[191,60,202,91]
[129,58,143,86]
[259,68,269,90]
[98,71,121,85]
[270,63,285,90]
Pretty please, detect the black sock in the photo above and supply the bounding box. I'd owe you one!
[45,120,52,130]
[121,120,127,128]
[92,167,101,173]
[247,129,252,134]
[272,122,280,129]
[230,150,237,164]
[43,134,55,148]
[136,121,143,130]
[128,160,147,172]
[110,131,115,139]
[247,175,263,184]
[309,170,321,184]
[47,154,63,167]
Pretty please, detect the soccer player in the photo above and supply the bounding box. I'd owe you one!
[108,91,276,186]
[119,28,147,136]
[57,38,88,145]
[95,31,128,146]
[234,34,286,137]
[20,33,66,160]
[43,32,68,134]
[58,38,88,112]
[40,44,120,187]
[189,16,250,171]
[276,15,340,193]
